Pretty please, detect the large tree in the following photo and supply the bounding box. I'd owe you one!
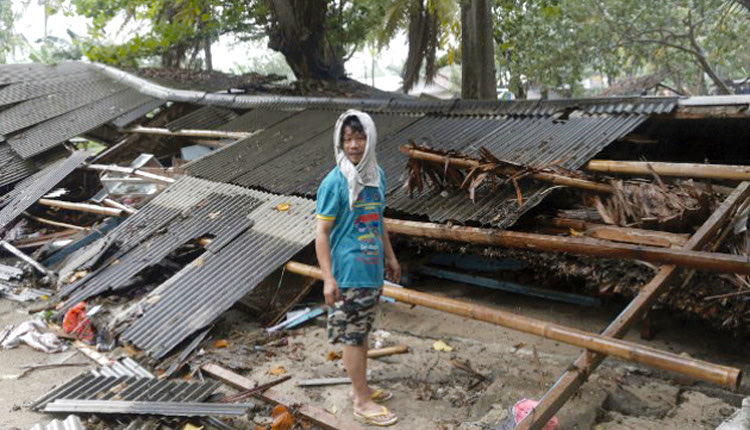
[461,0,496,99]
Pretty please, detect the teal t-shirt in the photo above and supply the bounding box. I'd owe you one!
[315,166,386,288]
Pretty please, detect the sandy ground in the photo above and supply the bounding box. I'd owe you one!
[1,275,748,429]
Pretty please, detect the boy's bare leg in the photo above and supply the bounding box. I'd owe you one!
[344,343,394,418]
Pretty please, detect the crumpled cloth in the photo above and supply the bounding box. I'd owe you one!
[1,320,65,353]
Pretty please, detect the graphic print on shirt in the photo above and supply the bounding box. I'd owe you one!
[353,187,383,264]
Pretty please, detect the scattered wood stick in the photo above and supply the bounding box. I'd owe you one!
[219,374,292,403]
[86,163,176,184]
[201,363,364,430]
[24,213,92,231]
[367,345,409,359]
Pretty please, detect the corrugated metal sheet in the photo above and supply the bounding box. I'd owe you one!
[29,415,84,430]
[451,97,677,116]
[214,108,300,132]
[9,89,155,158]
[230,113,420,195]
[0,62,88,85]
[0,151,89,230]
[44,399,252,416]
[32,373,219,411]
[110,98,166,129]
[0,142,36,188]
[0,71,111,108]
[185,109,338,183]
[58,176,315,359]
[0,81,129,136]
[164,105,238,131]
[120,178,316,359]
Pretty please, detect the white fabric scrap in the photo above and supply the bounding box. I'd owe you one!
[1,320,65,353]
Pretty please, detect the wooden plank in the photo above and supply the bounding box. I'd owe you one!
[201,363,364,430]
[545,218,689,248]
[585,159,750,181]
[385,219,750,275]
[516,181,750,430]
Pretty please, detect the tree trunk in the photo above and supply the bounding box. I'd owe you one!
[461,0,496,100]
[204,35,212,72]
[266,0,346,82]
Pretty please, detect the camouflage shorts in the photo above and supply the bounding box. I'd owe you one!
[327,287,381,346]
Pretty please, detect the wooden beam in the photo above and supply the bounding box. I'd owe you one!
[24,213,92,231]
[126,125,253,141]
[400,146,613,194]
[516,181,750,430]
[285,262,741,390]
[37,199,124,217]
[201,363,364,430]
[586,159,750,181]
[0,240,52,276]
[544,218,689,248]
[385,218,750,275]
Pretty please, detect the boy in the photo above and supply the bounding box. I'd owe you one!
[315,110,400,426]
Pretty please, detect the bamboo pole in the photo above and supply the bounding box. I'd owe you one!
[126,125,253,141]
[24,213,92,231]
[102,198,137,215]
[285,261,741,390]
[586,160,750,181]
[384,218,750,275]
[37,199,124,217]
[86,164,176,184]
[544,218,689,248]
[517,181,750,430]
[400,145,613,194]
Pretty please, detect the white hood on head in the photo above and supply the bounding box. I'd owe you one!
[333,109,380,209]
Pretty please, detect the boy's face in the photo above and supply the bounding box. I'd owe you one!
[341,125,367,165]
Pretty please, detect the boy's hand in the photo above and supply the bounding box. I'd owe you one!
[323,278,341,308]
[385,256,401,284]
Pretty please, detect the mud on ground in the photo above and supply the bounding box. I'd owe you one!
[1,276,748,429]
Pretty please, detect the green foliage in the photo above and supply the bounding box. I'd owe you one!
[0,0,26,63]
[28,32,84,64]
[493,0,749,97]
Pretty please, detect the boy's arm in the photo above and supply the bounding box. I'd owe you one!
[383,222,400,283]
[316,218,341,307]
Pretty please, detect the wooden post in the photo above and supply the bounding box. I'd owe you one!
[385,218,750,275]
[516,181,750,430]
[37,199,124,217]
[0,240,52,276]
[400,146,613,194]
[585,159,750,181]
[284,262,741,390]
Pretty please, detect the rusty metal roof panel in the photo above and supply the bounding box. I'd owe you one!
[8,89,155,158]
[0,150,89,230]
[32,373,219,411]
[230,113,420,196]
[119,178,315,359]
[164,105,238,131]
[214,108,300,132]
[185,109,337,183]
[0,62,88,85]
[0,80,129,136]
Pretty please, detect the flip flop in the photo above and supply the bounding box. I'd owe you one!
[370,389,393,403]
[353,405,398,427]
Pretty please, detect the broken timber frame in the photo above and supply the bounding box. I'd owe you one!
[542,218,689,248]
[516,181,750,430]
[585,159,750,181]
[201,363,364,430]
[285,262,741,389]
[400,145,613,194]
[86,164,176,184]
[37,199,124,217]
[384,219,750,275]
